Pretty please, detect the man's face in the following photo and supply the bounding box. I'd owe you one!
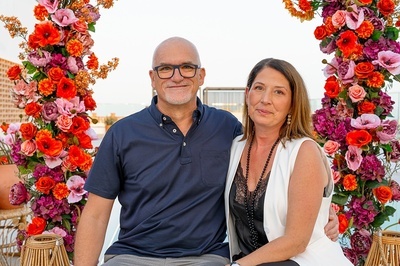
[149,41,205,107]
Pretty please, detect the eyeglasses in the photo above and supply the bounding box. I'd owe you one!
[153,63,200,79]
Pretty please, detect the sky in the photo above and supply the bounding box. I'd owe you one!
[0,0,329,105]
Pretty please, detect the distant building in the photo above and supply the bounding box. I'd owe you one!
[0,58,26,123]
[202,87,245,121]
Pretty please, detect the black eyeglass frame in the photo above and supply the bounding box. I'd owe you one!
[153,63,201,79]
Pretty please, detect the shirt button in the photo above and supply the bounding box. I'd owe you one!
[163,117,167,121]
[173,129,177,133]
[183,142,187,146]
[159,123,163,127]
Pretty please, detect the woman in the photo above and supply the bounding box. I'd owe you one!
[224,58,352,266]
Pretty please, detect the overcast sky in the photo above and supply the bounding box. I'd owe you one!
[0,0,328,105]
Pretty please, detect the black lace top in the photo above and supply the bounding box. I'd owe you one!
[229,162,270,257]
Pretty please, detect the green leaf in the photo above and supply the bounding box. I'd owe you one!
[88,22,96,32]
[385,26,399,41]
[371,30,383,41]
[332,193,349,205]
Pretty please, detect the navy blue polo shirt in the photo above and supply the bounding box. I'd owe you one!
[85,96,242,258]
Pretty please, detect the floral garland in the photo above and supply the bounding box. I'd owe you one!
[284,0,400,265]
[0,0,118,261]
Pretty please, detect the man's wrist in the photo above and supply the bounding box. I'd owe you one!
[230,262,240,266]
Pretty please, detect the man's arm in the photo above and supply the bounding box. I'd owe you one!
[324,206,339,242]
[74,193,114,266]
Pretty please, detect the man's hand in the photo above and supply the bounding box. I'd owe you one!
[324,206,339,242]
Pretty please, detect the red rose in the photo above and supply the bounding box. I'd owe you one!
[373,186,393,204]
[7,65,21,80]
[27,217,46,235]
[338,214,349,234]
[346,130,372,148]
[35,176,56,194]
[324,76,340,98]
[377,0,395,16]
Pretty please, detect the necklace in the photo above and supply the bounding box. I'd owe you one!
[244,134,279,249]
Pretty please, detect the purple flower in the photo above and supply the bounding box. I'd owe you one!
[358,154,385,182]
[42,101,59,122]
[347,197,378,228]
[350,229,372,255]
[337,60,356,84]
[389,140,400,162]
[28,50,52,67]
[9,182,30,205]
[390,180,400,201]
[343,247,359,265]
[31,196,71,222]
[372,91,394,117]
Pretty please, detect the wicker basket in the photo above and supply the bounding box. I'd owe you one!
[19,234,69,266]
[364,230,400,266]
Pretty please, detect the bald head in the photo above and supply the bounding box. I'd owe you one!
[152,37,201,68]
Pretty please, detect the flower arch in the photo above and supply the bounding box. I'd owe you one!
[284,1,400,265]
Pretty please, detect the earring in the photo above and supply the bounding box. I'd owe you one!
[286,114,292,125]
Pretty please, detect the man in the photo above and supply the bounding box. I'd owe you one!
[74,37,338,266]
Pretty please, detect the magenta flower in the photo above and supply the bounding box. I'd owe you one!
[350,229,372,255]
[372,50,400,75]
[9,182,30,205]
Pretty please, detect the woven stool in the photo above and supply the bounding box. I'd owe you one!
[365,230,400,266]
[0,205,31,266]
[20,234,70,266]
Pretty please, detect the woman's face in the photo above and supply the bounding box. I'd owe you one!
[246,67,292,131]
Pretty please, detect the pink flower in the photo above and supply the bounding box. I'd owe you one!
[338,60,356,84]
[38,0,60,14]
[348,84,366,103]
[351,114,381,129]
[323,57,339,77]
[51,9,78,27]
[390,180,400,201]
[56,115,73,132]
[345,5,364,30]
[372,51,400,75]
[331,203,340,213]
[43,227,67,237]
[20,140,37,156]
[67,175,86,203]
[332,10,346,28]
[331,169,341,184]
[28,50,52,67]
[345,145,363,171]
[324,140,340,156]
[376,119,398,144]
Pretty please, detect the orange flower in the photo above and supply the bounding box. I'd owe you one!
[33,4,48,21]
[20,122,37,140]
[66,39,84,57]
[24,102,42,118]
[76,132,93,149]
[53,183,70,200]
[6,65,21,80]
[36,176,56,194]
[0,122,9,133]
[83,94,97,111]
[70,116,90,135]
[29,21,60,48]
[358,0,373,4]
[367,71,385,88]
[324,17,337,35]
[355,20,374,39]
[299,0,312,12]
[338,213,349,234]
[354,62,375,79]
[373,186,393,204]
[38,78,55,96]
[27,217,47,235]
[324,76,340,98]
[377,0,395,16]
[56,77,77,100]
[47,67,64,82]
[343,174,358,191]
[346,130,373,148]
[358,101,376,114]
[36,129,63,157]
[86,53,99,70]
[68,145,93,171]
[314,25,328,40]
[336,30,359,58]
[0,156,9,165]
